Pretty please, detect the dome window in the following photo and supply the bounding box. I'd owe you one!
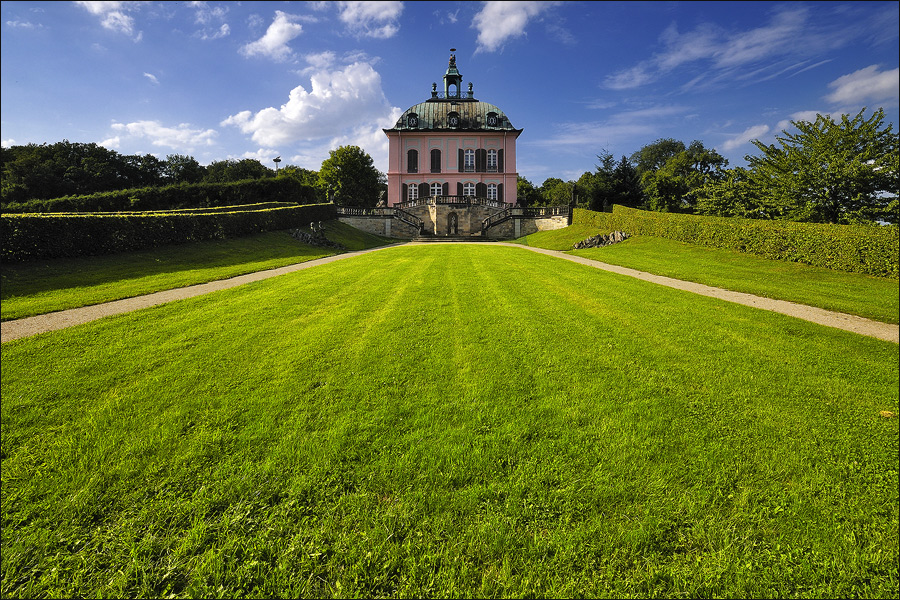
[407,113,419,128]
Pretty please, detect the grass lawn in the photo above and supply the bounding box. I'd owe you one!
[2,244,897,598]
[0,220,394,321]
[517,227,900,324]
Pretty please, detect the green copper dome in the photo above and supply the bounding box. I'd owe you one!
[385,50,520,133]
[389,100,518,132]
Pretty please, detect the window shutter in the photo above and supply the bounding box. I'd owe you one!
[498,184,504,202]
[457,182,463,196]
[407,149,418,174]
[402,183,408,202]
[419,182,429,198]
[498,150,504,173]
[476,149,486,172]
[442,182,449,196]
[458,149,464,173]
[476,182,487,198]
[431,149,441,173]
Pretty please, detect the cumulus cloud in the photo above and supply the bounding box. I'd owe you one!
[721,124,770,151]
[472,1,558,53]
[336,1,403,39]
[191,1,231,40]
[2,139,16,148]
[825,65,900,106]
[222,62,393,146]
[240,10,304,61]
[108,120,217,150]
[75,1,142,40]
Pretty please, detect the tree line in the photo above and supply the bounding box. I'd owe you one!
[2,108,896,224]
[519,108,898,225]
[1,142,385,208]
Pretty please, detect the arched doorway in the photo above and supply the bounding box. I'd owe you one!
[447,212,458,235]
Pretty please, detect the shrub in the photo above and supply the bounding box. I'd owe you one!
[1,179,320,214]
[1,203,337,262]
[573,205,899,278]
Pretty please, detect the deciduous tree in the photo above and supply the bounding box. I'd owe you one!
[746,108,898,224]
[318,146,384,207]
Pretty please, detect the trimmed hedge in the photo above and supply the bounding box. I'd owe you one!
[574,205,899,279]
[1,178,320,214]
[1,203,336,262]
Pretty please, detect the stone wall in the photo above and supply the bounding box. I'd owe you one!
[338,207,570,240]
[337,216,419,238]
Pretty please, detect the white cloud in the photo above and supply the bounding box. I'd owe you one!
[5,20,37,29]
[240,10,304,61]
[75,1,142,40]
[721,124,770,151]
[191,1,231,40]
[530,105,690,149]
[143,72,159,85]
[472,1,558,53]
[109,120,217,151]
[336,1,403,39]
[222,62,394,147]
[825,65,900,106]
[602,6,872,91]
[2,139,16,148]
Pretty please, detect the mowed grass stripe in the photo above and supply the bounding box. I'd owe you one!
[1,245,897,598]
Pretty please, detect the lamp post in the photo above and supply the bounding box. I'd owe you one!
[273,156,281,174]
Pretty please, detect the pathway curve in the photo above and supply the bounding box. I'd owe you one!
[2,241,897,344]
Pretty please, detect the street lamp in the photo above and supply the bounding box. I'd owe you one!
[273,156,281,174]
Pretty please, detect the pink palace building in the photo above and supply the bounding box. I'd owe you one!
[383,50,522,208]
[338,51,569,239]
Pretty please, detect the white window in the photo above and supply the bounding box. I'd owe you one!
[408,184,418,200]
[463,183,475,197]
[487,183,498,201]
[487,149,498,171]
[431,182,443,197]
[464,149,475,172]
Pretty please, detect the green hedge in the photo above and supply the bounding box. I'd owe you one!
[1,203,337,262]
[573,206,899,279]
[1,178,320,214]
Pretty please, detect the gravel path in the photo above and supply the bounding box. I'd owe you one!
[3,242,897,344]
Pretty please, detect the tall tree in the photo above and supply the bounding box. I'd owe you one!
[204,158,273,183]
[746,108,899,224]
[318,145,384,207]
[163,154,205,184]
[516,175,541,206]
[640,141,727,212]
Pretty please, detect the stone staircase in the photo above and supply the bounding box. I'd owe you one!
[410,233,497,242]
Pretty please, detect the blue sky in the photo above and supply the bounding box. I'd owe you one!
[2,1,898,186]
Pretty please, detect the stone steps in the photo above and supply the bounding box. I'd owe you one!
[410,234,498,242]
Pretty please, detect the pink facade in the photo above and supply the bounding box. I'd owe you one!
[384,130,520,206]
[383,52,522,207]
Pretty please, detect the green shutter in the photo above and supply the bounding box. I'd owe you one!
[476,149,486,172]
[402,183,408,202]
[458,149,464,173]
[498,150,504,173]
[498,184,504,202]
[457,182,463,196]
[476,182,487,198]
[442,182,449,196]
[419,182,429,198]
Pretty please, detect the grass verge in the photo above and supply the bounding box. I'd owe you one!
[0,220,394,321]
[517,227,899,324]
[2,244,897,598]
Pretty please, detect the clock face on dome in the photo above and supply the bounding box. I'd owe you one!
[449,115,459,127]
[408,116,418,128]
[487,115,498,126]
